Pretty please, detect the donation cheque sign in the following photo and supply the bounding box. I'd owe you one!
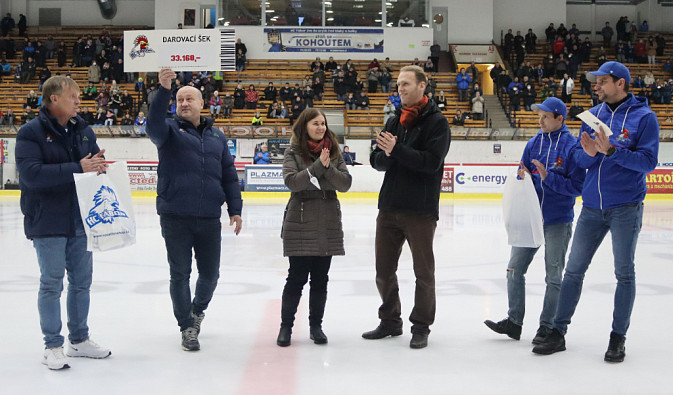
[124,28,235,72]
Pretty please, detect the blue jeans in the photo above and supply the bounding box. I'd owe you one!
[34,223,93,348]
[507,222,572,328]
[553,203,643,337]
[160,214,221,331]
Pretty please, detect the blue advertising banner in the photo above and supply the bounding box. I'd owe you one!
[245,164,290,192]
[227,138,237,158]
[263,28,384,53]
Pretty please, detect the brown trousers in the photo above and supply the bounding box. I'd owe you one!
[375,210,437,334]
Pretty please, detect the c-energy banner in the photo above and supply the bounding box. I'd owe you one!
[263,28,383,53]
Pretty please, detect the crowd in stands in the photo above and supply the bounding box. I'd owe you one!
[496,17,673,119]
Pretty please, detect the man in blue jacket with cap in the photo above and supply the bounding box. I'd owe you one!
[485,97,585,345]
[533,61,659,362]
[148,68,243,352]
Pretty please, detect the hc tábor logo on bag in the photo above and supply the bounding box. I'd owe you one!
[85,186,129,228]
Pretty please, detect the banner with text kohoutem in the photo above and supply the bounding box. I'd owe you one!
[263,28,383,53]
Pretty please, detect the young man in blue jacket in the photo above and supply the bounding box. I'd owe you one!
[15,76,111,370]
[148,68,243,351]
[485,97,585,344]
[533,62,659,362]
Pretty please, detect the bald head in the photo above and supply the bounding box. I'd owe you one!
[176,86,204,126]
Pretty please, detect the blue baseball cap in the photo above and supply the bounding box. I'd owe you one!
[531,97,567,120]
[587,61,631,84]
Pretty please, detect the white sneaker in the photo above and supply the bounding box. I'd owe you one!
[66,338,111,359]
[42,346,70,370]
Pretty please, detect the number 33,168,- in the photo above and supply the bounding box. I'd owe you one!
[170,55,198,62]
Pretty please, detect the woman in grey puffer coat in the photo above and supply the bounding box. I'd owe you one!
[277,108,352,347]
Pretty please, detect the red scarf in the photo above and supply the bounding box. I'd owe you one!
[400,95,429,130]
[308,134,332,155]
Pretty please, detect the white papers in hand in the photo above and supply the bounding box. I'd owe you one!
[577,110,613,136]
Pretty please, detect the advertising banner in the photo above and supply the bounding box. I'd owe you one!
[263,28,383,53]
[245,165,290,192]
[126,161,158,191]
[453,165,517,194]
[441,166,454,193]
[646,168,673,194]
[450,44,499,63]
[124,28,235,72]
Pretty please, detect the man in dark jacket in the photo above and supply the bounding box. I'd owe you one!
[148,68,243,352]
[362,65,451,349]
[15,76,111,370]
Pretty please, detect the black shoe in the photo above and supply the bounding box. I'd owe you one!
[532,328,566,355]
[362,325,403,340]
[484,318,522,340]
[310,326,328,345]
[410,332,428,349]
[277,326,292,347]
[604,332,626,363]
[532,325,552,345]
[181,327,200,351]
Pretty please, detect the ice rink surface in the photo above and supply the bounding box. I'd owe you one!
[1,196,673,395]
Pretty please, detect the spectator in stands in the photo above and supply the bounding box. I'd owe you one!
[100,61,112,82]
[491,62,504,91]
[509,86,522,113]
[310,57,324,71]
[523,83,536,111]
[301,74,312,88]
[312,77,324,101]
[568,101,584,121]
[120,90,134,116]
[466,61,479,86]
[88,61,101,84]
[267,102,280,119]
[81,39,94,66]
[633,39,646,63]
[615,41,627,63]
[302,86,314,108]
[22,106,35,124]
[663,80,673,105]
[555,54,568,79]
[209,91,223,117]
[17,14,26,36]
[430,42,440,72]
[236,48,246,72]
[357,92,370,110]
[655,34,665,57]
[507,77,523,94]
[313,66,326,86]
[525,28,537,54]
[95,92,110,111]
[43,35,56,59]
[112,58,124,83]
[644,71,655,87]
[289,96,305,125]
[663,60,673,76]
[545,23,556,45]
[245,85,259,110]
[601,22,614,47]
[342,146,359,166]
[379,57,392,73]
[452,110,464,126]
[472,91,485,120]
[252,111,263,126]
[646,37,657,65]
[412,57,421,67]
[279,82,293,102]
[579,71,592,95]
[235,38,247,56]
[434,91,447,110]
[104,109,116,126]
[378,68,393,94]
[344,92,356,110]
[561,73,574,103]
[1,108,15,125]
[96,48,109,68]
[334,75,347,101]
[457,68,471,102]
[0,58,10,76]
[22,40,35,62]
[20,56,36,84]
[471,82,484,100]
[38,66,51,91]
[424,58,434,73]
[264,82,278,102]
[596,47,607,67]
[367,67,379,93]
[25,90,39,109]
[120,113,134,126]
[325,57,337,72]
[109,91,122,117]
[34,41,46,68]
[233,83,245,109]
[80,107,94,125]
[545,78,559,98]
[504,29,514,61]
[92,107,105,126]
[388,91,401,110]
[1,13,15,36]
[383,99,396,124]
[254,144,270,164]
[134,111,146,134]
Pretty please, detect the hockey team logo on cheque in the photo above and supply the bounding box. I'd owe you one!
[85,186,129,228]
[129,35,155,59]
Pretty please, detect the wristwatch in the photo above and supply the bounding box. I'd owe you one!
[606,147,616,157]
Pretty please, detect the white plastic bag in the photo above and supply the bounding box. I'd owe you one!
[74,161,136,251]
[502,172,545,248]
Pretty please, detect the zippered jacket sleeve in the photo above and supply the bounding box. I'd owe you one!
[221,138,242,217]
[16,128,84,189]
[146,86,172,148]
[607,111,659,173]
[543,146,585,197]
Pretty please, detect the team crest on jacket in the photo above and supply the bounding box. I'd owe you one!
[551,157,564,170]
[129,35,155,59]
[616,128,631,144]
[85,185,129,228]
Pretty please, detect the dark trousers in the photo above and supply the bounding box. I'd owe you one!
[281,256,331,328]
[375,210,437,334]
[160,214,221,331]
